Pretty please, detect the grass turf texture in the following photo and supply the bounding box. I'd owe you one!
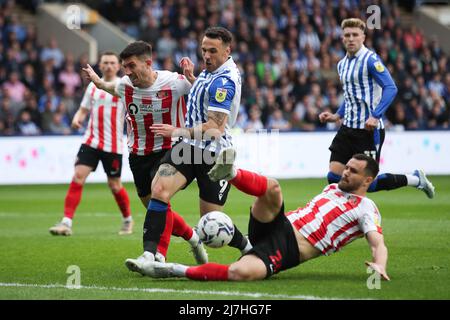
[0,177,449,300]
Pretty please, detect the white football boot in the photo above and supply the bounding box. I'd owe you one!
[414,169,435,199]
[189,228,208,264]
[207,147,237,182]
[118,219,134,235]
[125,251,165,275]
[142,262,187,279]
[49,222,72,236]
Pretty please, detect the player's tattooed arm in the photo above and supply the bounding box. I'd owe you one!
[183,110,228,139]
[208,111,228,128]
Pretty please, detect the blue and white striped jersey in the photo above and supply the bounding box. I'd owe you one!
[184,56,242,151]
[336,45,397,130]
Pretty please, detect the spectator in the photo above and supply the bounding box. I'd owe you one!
[244,105,264,132]
[15,109,41,135]
[48,111,71,135]
[40,37,65,69]
[3,71,27,104]
[267,108,291,131]
[58,63,81,95]
[156,29,177,61]
[38,88,60,113]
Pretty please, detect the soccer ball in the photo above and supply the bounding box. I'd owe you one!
[196,211,235,248]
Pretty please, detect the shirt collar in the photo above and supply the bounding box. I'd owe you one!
[347,45,367,59]
[210,56,234,74]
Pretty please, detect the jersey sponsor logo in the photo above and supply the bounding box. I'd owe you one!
[127,102,170,115]
[215,88,227,103]
[128,103,139,115]
[374,61,385,72]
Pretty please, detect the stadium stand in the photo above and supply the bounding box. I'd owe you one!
[0,0,449,136]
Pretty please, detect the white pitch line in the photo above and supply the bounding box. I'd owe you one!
[0,282,367,300]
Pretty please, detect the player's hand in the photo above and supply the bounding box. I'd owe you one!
[365,261,390,281]
[179,57,196,84]
[82,64,102,88]
[319,112,339,123]
[150,123,178,138]
[71,118,82,129]
[364,116,379,131]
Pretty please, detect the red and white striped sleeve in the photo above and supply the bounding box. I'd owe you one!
[358,199,383,235]
[175,73,192,95]
[80,82,95,110]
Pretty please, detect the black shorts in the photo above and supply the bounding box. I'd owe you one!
[329,125,386,164]
[159,141,231,206]
[128,150,169,198]
[75,144,122,178]
[245,203,301,278]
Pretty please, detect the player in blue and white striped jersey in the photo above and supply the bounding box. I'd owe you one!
[148,27,252,258]
[319,18,435,198]
[183,47,241,152]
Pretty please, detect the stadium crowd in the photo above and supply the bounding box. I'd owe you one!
[0,0,449,136]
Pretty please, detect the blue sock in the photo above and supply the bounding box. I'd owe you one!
[327,171,342,184]
[368,173,407,192]
[143,199,168,253]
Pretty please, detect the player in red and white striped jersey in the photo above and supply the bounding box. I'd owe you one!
[83,41,208,266]
[50,52,133,237]
[116,72,188,156]
[141,152,391,282]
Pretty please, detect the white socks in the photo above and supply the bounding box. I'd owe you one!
[172,264,188,277]
[189,229,200,246]
[123,216,133,222]
[406,174,420,187]
[62,217,72,227]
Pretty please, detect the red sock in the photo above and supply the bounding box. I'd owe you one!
[171,205,193,240]
[186,263,229,281]
[157,206,173,257]
[113,187,131,218]
[64,181,83,219]
[230,169,268,197]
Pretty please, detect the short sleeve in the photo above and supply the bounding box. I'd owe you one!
[114,76,127,98]
[175,73,192,95]
[80,83,94,110]
[358,199,383,235]
[207,76,236,114]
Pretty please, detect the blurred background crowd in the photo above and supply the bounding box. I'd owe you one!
[1,0,449,136]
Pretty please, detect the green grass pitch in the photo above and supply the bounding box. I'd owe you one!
[0,177,449,300]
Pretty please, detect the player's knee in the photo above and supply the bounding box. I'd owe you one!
[107,179,122,193]
[72,173,87,184]
[228,264,254,281]
[264,179,282,208]
[150,182,171,202]
[266,179,281,197]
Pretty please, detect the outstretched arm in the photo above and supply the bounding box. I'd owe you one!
[365,231,390,281]
[179,57,196,84]
[82,64,119,97]
[150,110,228,139]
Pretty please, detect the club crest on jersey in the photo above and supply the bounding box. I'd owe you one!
[348,195,359,206]
[374,61,385,73]
[156,90,169,99]
[215,88,227,103]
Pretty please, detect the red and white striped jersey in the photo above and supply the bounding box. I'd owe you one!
[80,79,125,154]
[115,71,191,155]
[286,184,382,256]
